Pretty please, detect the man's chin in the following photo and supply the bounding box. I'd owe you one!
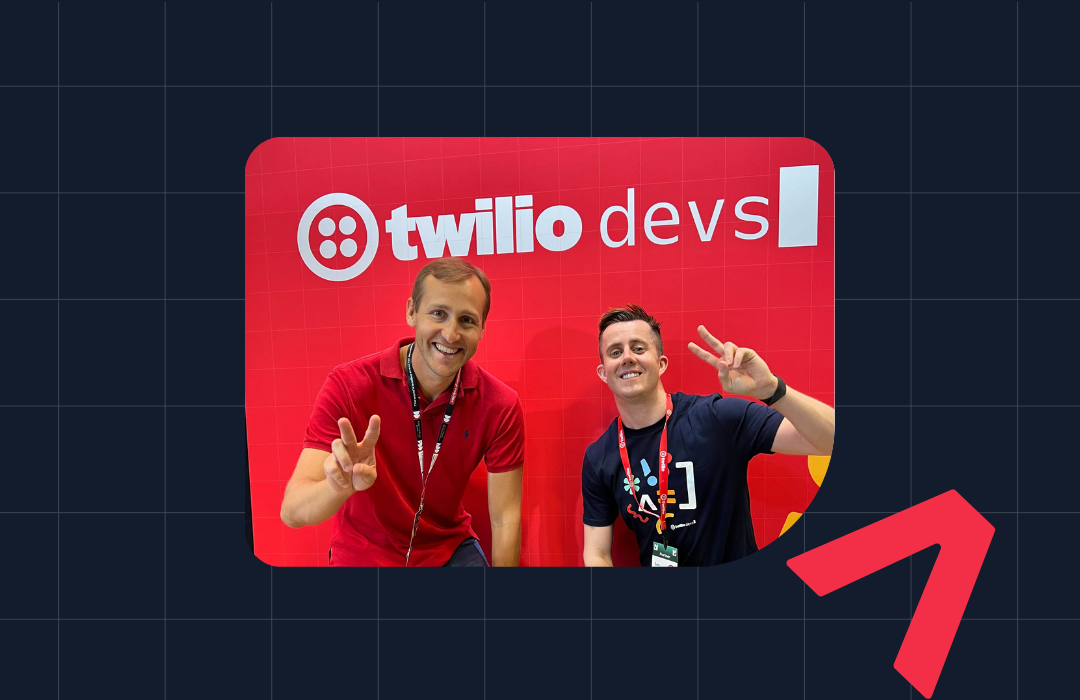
[428,349,465,373]
[612,383,647,399]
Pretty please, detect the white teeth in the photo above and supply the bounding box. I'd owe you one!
[620,371,642,379]
[434,342,459,355]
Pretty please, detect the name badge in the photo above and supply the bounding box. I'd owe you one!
[651,542,678,567]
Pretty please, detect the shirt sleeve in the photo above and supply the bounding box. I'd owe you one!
[303,371,351,452]
[708,395,785,461]
[581,451,618,527]
[483,397,525,473]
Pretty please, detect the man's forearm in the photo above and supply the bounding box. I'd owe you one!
[772,386,835,455]
[583,551,613,567]
[280,478,351,528]
[490,515,521,566]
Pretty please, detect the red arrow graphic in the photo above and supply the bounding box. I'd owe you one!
[787,490,994,698]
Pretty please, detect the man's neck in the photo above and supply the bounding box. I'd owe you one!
[615,385,669,429]
[400,344,454,403]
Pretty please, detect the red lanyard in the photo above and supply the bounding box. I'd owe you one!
[404,342,462,565]
[617,394,673,535]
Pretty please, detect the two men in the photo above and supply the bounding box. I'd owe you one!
[280,259,524,567]
[279,260,832,568]
[582,305,834,567]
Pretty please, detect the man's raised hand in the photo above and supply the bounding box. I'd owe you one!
[324,416,380,495]
[687,325,778,400]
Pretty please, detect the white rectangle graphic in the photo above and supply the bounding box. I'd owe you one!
[778,165,819,248]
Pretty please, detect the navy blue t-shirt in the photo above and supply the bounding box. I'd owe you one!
[582,392,784,567]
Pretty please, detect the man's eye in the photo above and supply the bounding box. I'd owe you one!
[432,310,445,319]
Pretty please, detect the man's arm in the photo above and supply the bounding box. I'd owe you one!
[689,325,834,457]
[487,467,522,566]
[768,387,834,456]
[583,524,614,567]
[281,417,380,528]
[280,448,351,528]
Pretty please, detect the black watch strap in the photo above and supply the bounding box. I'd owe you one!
[762,375,787,407]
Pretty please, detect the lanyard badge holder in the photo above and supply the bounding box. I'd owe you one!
[404,342,463,566]
[618,394,678,567]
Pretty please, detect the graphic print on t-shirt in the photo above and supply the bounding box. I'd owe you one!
[582,392,784,566]
[625,455,698,534]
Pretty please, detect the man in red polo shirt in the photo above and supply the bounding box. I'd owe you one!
[280,258,524,566]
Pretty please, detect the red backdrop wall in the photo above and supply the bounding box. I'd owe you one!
[245,136,834,567]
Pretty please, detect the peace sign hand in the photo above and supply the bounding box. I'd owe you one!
[324,416,381,496]
[688,325,778,401]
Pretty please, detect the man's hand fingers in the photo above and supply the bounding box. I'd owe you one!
[696,327,739,365]
[360,415,381,447]
[331,438,354,471]
[324,452,351,490]
[733,346,757,369]
[338,417,359,449]
[687,342,723,369]
[352,463,378,491]
[696,325,724,352]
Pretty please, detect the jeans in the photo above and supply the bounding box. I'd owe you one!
[443,537,489,567]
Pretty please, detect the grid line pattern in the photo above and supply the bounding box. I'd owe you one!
[0,3,1076,699]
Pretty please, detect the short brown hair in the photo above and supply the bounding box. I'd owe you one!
[597,304,663,358]
[411,258,492,324]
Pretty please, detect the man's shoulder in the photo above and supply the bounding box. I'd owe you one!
[325,348,390,393]
[471,362,522,408]
[583,418,619,468]
[671,392,745,441]
[671,392,773,453]
[674,391,756,417]
[672,391,714,417]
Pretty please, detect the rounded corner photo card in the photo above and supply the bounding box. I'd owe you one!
[245,136,834,568]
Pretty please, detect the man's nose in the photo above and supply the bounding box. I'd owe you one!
[444,324,462,345]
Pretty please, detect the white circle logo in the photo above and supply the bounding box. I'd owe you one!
[297,193,379,281]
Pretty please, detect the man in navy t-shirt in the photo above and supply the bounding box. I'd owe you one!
[581,305,835,567]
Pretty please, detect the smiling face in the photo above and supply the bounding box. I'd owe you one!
[406,274,487,391]
[597,320,668,402]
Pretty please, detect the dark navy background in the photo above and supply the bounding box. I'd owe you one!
[1,3,1077,698]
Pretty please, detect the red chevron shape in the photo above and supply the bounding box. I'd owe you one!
[787,490,995,698]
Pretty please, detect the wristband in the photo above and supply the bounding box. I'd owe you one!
[762,375,787,407]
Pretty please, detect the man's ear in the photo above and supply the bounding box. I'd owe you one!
[405,298,417,327]
[596,364,606,382]
[658,354,669,376]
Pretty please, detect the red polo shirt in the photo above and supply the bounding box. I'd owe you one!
[303,338,525,566]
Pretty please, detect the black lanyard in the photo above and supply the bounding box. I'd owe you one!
[404,342,463,565]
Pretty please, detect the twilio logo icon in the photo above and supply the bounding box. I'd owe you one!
[297,193,379,281]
